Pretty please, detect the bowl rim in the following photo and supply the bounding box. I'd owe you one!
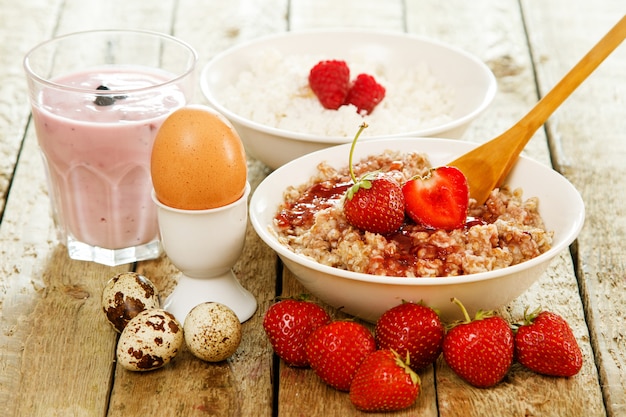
[200,28,498,143]
[249,137,585,286]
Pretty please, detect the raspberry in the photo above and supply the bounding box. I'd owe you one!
[345,73,386,115]
[308,60,350,110]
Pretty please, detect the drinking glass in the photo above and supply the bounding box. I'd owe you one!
[24,29,197,266]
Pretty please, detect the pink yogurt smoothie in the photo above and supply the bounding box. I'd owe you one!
[32,66,187,250]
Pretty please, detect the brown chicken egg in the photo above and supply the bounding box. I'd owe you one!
[151,105,247,210]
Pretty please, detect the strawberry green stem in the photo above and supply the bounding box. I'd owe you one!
[392,349,421,386]
[348,123,368,183]
[451,297,471,324]
[523,306,543,325]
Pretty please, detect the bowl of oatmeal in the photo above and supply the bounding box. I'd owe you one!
[200,29,497,169]
[249,138,585,322]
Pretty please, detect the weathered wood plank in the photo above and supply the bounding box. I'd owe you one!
[289,0,405,31]
[522,2,626,416]
[0,0,59,225]
[0,1,80,415]
[1,1,177,416]
[110,210,278,417]
[1,0,620,416]
[273,0,606,415]
[406,0,550,162]
[406,1,605,416]
[106,1,288,416]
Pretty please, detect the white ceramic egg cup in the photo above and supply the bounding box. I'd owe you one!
[152,183,256,324]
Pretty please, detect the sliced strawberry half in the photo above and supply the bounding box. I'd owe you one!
[402,166,469,230]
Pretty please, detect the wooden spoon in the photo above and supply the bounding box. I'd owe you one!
[449,14,626,205]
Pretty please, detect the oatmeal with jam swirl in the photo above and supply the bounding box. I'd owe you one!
[273,150,553,278]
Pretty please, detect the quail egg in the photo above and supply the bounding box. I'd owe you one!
[184,302,242,362]
[101,272,160,332]
[116,309,183,371]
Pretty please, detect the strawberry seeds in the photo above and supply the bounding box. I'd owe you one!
[274,121,552,277]
[262,297,583,413]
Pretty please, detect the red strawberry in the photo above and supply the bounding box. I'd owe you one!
[308,60,350,110]
[262,297,331,367]
[344,173,405,234]
[514,308,583,377]
[343,124,405,234]
[305,321,376,391]
[402,165,469,230]
[442,298,514,388]
[375,301,444,370]
[345,73,386,115]
[349,349,421,412]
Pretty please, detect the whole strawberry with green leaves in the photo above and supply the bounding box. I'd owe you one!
[343,123,405,235]
[305,320,376,391]
[514,308,583,377]
[442,298,514,388]
[349,349,420,412]
[375,301,444,370]
[262,296,331,367]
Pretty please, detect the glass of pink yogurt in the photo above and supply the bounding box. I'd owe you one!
[24,29,197,266]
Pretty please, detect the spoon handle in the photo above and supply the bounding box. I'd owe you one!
[450,14,626,205]
[519,14,626,135]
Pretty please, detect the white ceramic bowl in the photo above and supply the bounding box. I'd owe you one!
[201,30,497,169]
[249,138,585,323]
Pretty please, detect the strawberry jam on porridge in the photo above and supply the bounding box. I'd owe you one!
[273,151,552,277]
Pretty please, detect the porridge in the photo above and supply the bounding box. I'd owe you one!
[220,48,455,138]
[273,151,553,278]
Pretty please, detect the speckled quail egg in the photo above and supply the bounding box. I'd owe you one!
[102,272,160,333]
[116,309,183,372]
[184,302,242,362]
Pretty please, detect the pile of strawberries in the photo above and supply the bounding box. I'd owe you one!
[263,296,583,413]
[308,60,386,115]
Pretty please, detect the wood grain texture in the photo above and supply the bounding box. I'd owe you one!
[406,0,551,164]
[107,1,287,416]
[1,1,178,416]
[275,1,606,416]
[0,0,622,415]
[0,0,137,404]
[290,0,405,31]
[522,2,626,416]
[0,0,59,223]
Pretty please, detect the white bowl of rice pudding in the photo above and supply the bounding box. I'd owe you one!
[249,138,585,322]
[201,30,497,169]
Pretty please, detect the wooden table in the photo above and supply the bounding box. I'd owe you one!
[1,1,624,416]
